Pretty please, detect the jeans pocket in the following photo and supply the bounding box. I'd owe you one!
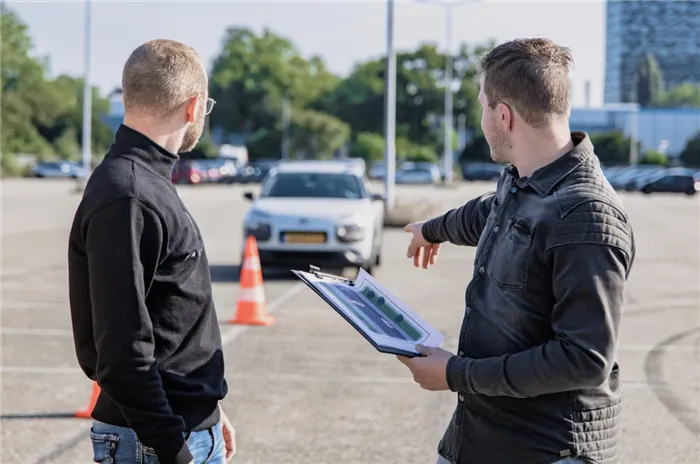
[142,445,159,464]
[90,431,119,463]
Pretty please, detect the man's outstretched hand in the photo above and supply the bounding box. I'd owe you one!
[404,221,441,269]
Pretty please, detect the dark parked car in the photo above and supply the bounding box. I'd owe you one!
[639,173,700,195]
[172,160,205,184]
[461,162,504,181]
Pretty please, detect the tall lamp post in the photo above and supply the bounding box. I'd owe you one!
[384,0,397,209]
[80,0,93,187]
[416,0,470,184]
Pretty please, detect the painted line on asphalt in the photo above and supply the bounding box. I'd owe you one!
[619,344,698,353]
[0,328,73,337]
[0,366,82,374]
[219,283,304,345]
[0,300,68,311]
[30,282,304,464]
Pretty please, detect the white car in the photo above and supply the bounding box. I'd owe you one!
[241,161,386,274]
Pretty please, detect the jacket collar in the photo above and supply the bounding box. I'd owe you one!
[106,124,179,180]
[506,131,594,197]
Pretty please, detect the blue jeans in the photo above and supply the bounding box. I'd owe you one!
[437,457,584,464]
[90,420,226,463]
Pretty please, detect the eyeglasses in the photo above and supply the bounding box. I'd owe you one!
[202,96,216,115]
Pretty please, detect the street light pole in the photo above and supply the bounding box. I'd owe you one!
[629,104,639,166]
[384,0,397,210]
[443,3,455,184]
[417,0,471,183]
[281,90,291,160]
[80,0,93,184]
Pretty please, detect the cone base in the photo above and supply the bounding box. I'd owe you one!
[74,409,93,419]
[228,314,275,326]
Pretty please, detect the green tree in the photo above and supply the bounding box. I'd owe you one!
[396,137,438,163]
[640,150,667,166]
[590,132,634,165]
[633,53,664,107]
[245,128,281,160]
[183,133,219,159]
[460,135,493,163]
[654,83,700,108]
[350,132,385,162]
[1,8,113,172]
[316,42,488,154]
[680,132,700,167]
[45,75,113,155]
[53,127,80,160]
[209,27,343,159]
[1,8,53,162]
[289,109,350,159]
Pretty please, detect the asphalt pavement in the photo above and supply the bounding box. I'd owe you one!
[1,178,698,464]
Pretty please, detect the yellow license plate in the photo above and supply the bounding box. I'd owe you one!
[284,232,327,244]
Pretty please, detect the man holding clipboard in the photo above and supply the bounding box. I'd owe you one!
[397,38,635,464]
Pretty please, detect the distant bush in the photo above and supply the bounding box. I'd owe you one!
[640,150,667,166]
[350,132,385,163]
[590,132,637,165]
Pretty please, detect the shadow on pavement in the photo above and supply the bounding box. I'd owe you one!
[0,412,76,420]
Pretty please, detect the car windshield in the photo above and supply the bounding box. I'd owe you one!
[261,172,366,199]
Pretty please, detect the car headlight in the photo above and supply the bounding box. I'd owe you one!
[244,209,272,241]
[336,214,367,242]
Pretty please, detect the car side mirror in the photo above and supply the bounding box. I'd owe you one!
[371,193,386,202]
[243,192,254,201]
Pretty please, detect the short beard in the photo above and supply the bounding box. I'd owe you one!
[488,126,511,164]
[179,110,205,153]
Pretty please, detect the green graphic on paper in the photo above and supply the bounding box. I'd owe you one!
[357,282,426,341]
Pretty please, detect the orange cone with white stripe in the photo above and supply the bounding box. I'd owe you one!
[229,236,274,326]
[75,381,100,418]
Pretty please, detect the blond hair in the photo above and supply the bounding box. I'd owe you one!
[122,39,207,117]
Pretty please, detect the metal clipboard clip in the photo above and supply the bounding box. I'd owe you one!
[309,265,355,286]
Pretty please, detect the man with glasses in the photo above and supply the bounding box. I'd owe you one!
[68,39,233,464]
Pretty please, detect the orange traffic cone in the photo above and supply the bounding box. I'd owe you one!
[228,236,274,326]
[75,381,100,419]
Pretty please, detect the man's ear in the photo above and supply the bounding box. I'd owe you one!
[185,96,198,123]
[497,102,513,132]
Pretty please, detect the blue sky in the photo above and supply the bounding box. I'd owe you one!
[8,0,607,107]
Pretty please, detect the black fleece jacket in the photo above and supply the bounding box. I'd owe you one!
[68,125,227,464]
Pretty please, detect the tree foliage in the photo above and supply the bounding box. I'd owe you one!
[350,132,385,163]
[316,42,487,150]
[460,135,493,163]
[633,53,664,107]
[9,7,700,177]
[653,83,700,108]
[680,132,700,167]
[640,150,667,166]
[590,131,636,165]
[1,8,112,173]
[209,27,346,159]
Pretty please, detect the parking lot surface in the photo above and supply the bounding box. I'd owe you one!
[1,179,698,463]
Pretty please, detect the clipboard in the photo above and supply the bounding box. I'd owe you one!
[292,265,444,358]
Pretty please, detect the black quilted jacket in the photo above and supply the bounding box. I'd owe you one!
[423,132,635,464]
